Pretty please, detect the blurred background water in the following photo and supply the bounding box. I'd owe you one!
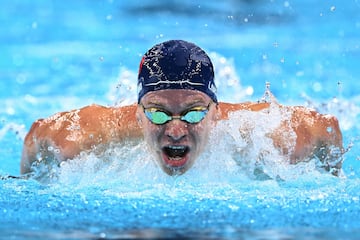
[1,0,360,239]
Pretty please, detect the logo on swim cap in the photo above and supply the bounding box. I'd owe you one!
[137,40,217,103]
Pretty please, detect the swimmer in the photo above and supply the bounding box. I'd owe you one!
[20,40,344,177]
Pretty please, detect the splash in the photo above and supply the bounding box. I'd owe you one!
[28,98,333,189]
[24,55,348,187]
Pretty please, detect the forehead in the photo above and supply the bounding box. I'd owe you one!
[141,89,210,107]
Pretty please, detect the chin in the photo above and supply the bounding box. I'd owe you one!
[160,157,194,176]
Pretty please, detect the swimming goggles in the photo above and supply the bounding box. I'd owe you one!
[141,103,211,125]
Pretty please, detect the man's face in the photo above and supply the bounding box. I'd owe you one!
[137,89,217,175]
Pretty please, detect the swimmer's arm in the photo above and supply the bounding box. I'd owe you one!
[268,105,344,174]
[20,112,71,174]
[218,101,344,174]
[217,102,270,119]
[20,104,141,174]
[289,106,344,173]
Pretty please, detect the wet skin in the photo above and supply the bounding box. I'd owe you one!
[137,89,217,175]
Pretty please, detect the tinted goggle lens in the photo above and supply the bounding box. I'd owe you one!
[143,106,209,125]
[145,110,171,124]
[181,110,207,123]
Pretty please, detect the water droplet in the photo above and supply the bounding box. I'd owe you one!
[16,73,27,84]
[296,71,304,77]
[6,107,15,115]
[32,22,38,29]
[312,82,322,92]
[245,86,254,96]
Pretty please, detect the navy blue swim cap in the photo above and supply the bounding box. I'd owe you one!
[137,40,217,103]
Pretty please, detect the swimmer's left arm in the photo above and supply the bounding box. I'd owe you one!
[219,102,344,175]
[289,106,344,174]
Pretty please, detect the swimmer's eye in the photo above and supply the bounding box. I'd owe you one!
[144,108,172,125]
[141,104,211,125]
[180,106,209,124]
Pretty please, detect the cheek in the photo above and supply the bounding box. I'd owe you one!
[189,122,209,141]
[143,123,163,143]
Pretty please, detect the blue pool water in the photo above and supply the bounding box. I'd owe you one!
[1,0,360,239]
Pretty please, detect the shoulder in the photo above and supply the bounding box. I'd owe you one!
[26,103,139,142]
[217,102,270,119]
[34,103,137,125]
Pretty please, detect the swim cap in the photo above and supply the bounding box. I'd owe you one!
[137,40,217,103]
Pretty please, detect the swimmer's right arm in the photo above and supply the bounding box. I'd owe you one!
[20,104,141,174]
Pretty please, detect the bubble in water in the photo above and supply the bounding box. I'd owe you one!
[6,107,15,115]
[312,82,322,92]
[32,21,38,29]
[245,86,254,96]
[330,6,336,12]
[16,73,27,84]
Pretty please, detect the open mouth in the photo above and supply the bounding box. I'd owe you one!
[162,145,190,167]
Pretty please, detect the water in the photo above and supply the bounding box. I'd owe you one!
[1,0,360,239]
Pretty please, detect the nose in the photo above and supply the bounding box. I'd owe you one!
[164,119,188,142]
